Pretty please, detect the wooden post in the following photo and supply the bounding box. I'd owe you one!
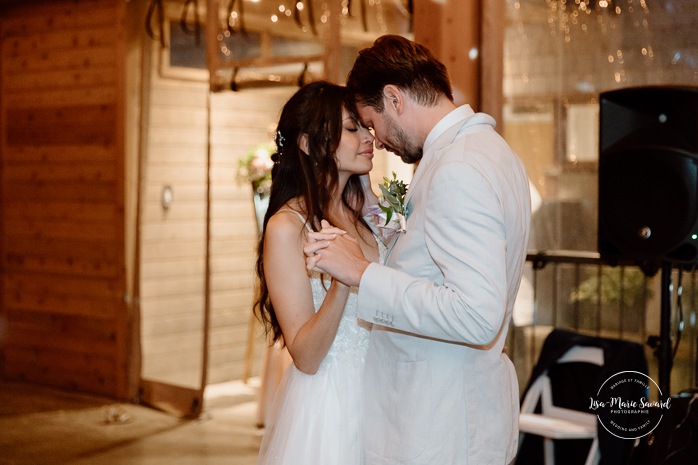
[206,0,220,92]
[413,0,505,131]
[481,0,505,130]
[323,0,343,84]
[413,0,481,110]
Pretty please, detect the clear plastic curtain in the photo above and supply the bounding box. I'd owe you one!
[504,0,698,254]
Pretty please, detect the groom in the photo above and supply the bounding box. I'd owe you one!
[305,35,531,464]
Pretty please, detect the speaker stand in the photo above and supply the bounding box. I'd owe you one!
[657,261,673,397]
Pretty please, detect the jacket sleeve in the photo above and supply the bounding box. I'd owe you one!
[357,159,508,347]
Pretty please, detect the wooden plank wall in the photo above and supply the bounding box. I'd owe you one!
[139,72,208,388]
[208,87,296,383]
[0,0,409,397]
[140,39,296,386]
[0,0,131,397]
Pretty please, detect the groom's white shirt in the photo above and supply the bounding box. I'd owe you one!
[357,105,531,464]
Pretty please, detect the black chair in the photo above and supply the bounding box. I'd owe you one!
[515,328,648,465]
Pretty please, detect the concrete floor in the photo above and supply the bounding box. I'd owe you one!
[0,378,263,465]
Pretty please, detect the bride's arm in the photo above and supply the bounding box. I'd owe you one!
[263,211,350,375]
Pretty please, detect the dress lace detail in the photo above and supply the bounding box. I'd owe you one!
[311,275,374,366]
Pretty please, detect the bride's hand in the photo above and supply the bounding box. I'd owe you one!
[306,219,346,243]
[305,231,368,286]
[305,219,345,272]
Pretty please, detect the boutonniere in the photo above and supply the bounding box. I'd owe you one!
[367,171,410,236]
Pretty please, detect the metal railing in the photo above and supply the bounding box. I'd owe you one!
[507,251,698,397]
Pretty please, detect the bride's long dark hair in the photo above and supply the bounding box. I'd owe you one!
[254,81,371,345]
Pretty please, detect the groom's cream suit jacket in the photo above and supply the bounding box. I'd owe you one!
[357,105,531,465]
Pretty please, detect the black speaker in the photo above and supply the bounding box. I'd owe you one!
[598,86,698,265]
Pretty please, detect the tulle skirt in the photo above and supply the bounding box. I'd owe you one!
[256,353,365,465]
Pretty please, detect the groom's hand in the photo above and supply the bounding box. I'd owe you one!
[304,220,370,287]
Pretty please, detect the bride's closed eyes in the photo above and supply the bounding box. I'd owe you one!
[342,116,360,133]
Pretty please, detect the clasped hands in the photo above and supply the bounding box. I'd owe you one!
[304,219,370,288]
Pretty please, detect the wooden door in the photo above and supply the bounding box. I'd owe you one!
[136,31,212,416]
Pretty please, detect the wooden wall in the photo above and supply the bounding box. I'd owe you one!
[0,0,418,401]
[140,40,297,386]
[208,89,296,383]
[0,0,298,397]
[139,73,209,388]
[0,0,134,398]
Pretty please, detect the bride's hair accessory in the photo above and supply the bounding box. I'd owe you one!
[272,130,285,163]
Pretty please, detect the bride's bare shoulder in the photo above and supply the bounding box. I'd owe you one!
[266,201,308,237]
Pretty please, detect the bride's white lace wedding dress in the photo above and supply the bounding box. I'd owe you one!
[256,217,387,465]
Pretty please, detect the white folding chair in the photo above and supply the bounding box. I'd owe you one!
[518,345,603,465]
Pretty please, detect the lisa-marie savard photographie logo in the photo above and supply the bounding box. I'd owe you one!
[588,370,671,439]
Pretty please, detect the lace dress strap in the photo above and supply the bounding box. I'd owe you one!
[277,208,314,232]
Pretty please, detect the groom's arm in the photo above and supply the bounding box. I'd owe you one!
[357,160,509,347]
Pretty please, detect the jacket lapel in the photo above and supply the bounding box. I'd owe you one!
[383,114,472,263]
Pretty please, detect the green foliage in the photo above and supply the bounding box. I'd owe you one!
[569,267,651,308]
[377,172,409,225]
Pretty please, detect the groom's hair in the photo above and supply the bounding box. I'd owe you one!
[346,34,454,112]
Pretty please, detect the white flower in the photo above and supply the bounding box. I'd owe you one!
[367,204,406,237]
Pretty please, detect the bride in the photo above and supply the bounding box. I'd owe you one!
[254,81,384,465]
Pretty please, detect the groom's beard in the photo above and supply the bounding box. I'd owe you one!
[384,112,423,164]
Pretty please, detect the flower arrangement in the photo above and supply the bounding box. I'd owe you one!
[366,171,409,236]
[236,141,275,194]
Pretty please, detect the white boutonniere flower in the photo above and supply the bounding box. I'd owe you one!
[366,172,409,237]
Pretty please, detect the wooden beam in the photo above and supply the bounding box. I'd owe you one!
[413,0,481,110]
[481,0,505,130]
[323,0,342,84]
